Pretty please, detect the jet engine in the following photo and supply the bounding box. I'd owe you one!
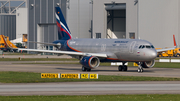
[80,56,100,69]
[140,60,155,68]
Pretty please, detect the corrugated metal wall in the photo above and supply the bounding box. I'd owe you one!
[27,0,66,49]
[0,15,16,40]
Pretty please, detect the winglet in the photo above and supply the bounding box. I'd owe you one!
[173,35,177,48]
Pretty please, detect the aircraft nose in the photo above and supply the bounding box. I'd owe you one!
[149,50,157,60]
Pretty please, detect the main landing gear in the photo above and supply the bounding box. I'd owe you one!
[82,66,91,71]
[118,62,144,73]
[118,62,128,71]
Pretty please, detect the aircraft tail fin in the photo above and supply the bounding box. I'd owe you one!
[173,35,177,48]
[55,7,72,40]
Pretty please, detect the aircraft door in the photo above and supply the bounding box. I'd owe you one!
[129,41,136,53]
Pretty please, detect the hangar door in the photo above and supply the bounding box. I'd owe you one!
[37,24,58,50]
[106,4,126,39]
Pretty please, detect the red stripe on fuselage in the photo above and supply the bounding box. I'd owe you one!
[67,40,82,52]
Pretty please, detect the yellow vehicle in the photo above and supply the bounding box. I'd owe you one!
[156,47,180,57]
[173,48,180,57]
[0,35,17,52]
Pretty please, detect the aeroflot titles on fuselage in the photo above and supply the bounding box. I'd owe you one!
[114,41,128,43]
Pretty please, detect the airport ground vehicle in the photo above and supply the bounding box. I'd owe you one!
[0,35,17,52]
[157,48,180,57]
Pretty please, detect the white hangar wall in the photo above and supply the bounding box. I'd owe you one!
[67,0,93,38]
[138,0,180,48]
[16,8,28,39]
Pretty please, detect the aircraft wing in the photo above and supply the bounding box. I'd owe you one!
[28,41,60,46]
[156,47,175,53]
[156,35,177,53]
[17,48,107,58]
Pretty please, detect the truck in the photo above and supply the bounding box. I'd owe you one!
[156,47,180,57]
[0,35,17,52]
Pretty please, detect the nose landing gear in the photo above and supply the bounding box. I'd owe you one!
[136,62,143,73]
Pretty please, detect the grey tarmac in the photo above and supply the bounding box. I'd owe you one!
[0,81,180,96]
[0,61,180,78]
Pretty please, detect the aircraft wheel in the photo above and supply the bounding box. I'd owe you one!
[138,68,141,73]
[82,66,87,71]
[138,68,143,73]
[123,66,128,71]
[118,65,123,71]
[87,68,91,71]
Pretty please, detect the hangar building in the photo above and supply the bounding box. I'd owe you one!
[93,0,180,48]
[0,0,179,49]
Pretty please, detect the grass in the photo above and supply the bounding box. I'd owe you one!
[0,94,180,101]
[0,71,180,83]
[154,62,180,68]
[0,58,77,61]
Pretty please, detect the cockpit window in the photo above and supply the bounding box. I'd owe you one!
[142,45,145,49]
[151,45,154,48]
[139,45,155,49]
[146,46,151,48]
[139,45,142,49]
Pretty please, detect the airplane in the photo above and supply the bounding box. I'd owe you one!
[17,6,177,73]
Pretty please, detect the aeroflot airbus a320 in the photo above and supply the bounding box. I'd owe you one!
[19,7,177,73]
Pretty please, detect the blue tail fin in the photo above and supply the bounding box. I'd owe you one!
[55,7,72,40]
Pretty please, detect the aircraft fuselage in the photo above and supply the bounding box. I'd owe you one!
[53,38,157,62]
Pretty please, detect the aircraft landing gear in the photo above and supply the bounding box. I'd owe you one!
[137,62,143,73]
[138,67,143,73]
[118,62,128,71]
[82,66,91,72]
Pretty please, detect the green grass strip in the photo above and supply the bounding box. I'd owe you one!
[0,58,77,61]
[0,71,180,83]
[0,94,180,101]
[154,62,180,68]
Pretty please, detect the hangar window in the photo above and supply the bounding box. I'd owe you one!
[96,33,101,38]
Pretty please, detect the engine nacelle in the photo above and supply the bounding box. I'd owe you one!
[141,60,155,68]
[80,56,100,69]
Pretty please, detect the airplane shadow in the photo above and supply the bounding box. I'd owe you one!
[55,67,154,73]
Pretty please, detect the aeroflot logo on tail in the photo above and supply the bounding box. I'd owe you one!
[114,41,128,43]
